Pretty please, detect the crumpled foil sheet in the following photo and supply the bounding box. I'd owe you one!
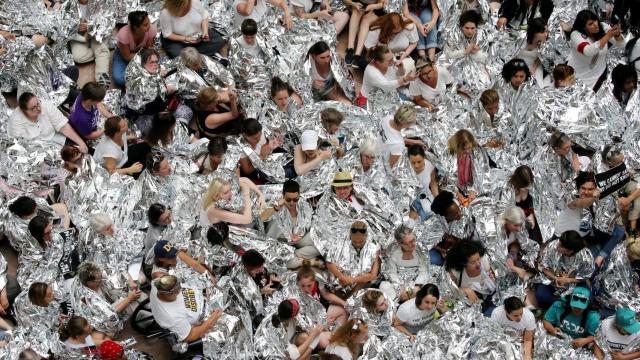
[69,277,124,334]
[202,312,254,360]
[12,290,65,358]
[346,288,394,338]
[322,231,380,292]
[594,242,640,311]
[537,239,595,290]
[533,321,597,359]
[171,55,235,100]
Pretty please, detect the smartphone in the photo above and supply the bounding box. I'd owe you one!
[52,216,62,226]
[120,337,137,348]
[271,281,283,290]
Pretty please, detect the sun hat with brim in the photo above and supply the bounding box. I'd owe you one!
[331,171,353,187]
[569,287,590,310]
[616,307,640,334]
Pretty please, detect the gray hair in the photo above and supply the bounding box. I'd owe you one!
[77,261,102,285]
[180,47,202,68]
[394,224,413,243]
[359,138,380,156]
[500,206,526,226]
[89,213,112,232]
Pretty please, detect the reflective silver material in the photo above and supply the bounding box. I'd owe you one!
[124,53,168,112]
[594,242,640,311]
[346,288,393,338]
[538,239,595,289]
[69,277,124,334]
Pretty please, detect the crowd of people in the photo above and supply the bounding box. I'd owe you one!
[1,0,640,359]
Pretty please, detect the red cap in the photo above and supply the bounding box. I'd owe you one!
[98,340,124,360]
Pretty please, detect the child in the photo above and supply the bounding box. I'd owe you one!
[236,19,263,58]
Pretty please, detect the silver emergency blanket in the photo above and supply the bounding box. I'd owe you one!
[16,226,73,290]
[12,290,63,357]
[69,277,124,334]
[533,322,598,360]
[124,53,168,112]
[171,55,235,99]
[265,273,328,326]
[537,239,595,289]
[0,138,67,194]
[381,242,434,299]
[202,312,253,360]
[346,288,394,338]
[233,135,290,183]
[254,305,323,359]
[594,242,640,311]
[269,198,314,242]
[323,234,380,292]
[0,253,6,291]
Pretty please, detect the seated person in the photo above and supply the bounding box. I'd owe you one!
[409,59,453,112]
[262,180,323,269]
[490,297,535,360]
[429,191,470,266]
[408,144,439,222]
[194,87,240,138]
[294,130,333,176]
[159,0,227,59]
[380,104,422,169]
[150,274,223,342]
[112,10,157,88]
[196,136,228,175]
[59,316,109,355]
[289,0,349,34]
[241,249,282,296]
[236,19,264,58]
[68,82,113,142]
[297,263,348,326]
[380,225,431,302]
[393,283,447,341]
[360,45,418,100]
[75,261,141,317]
[319,108,347,157]
[445,240,496,316]
[150,240,215,282]
[264,299,327,358]
[233,0,292,29]
[543,287,600,349]
[602,147,640,238]
[308,42,352,104]
[325,318,369,359]
[93,116,143,176]
[8,92,88,153]
[594,307,640,360]
[271,77,304,115]
[238,118,284,182]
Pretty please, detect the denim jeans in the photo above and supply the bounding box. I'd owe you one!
[413,7,439,50]
[587,224,625,261]
[112,48,129,88]
[429,248,444,266]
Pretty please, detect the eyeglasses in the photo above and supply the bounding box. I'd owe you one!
[27,100,41,112]
[285,197,299,203]
[351,228,367,234]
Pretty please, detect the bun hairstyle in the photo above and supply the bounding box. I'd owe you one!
[59,316,89,341]
[271,298,300,327]
[296,260,315,282]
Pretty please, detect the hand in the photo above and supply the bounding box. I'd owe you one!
[209,308,223,322]
[261,284,277,295]
[470,44,480,54]
[409,334,417,341]
[202,30,209,41]
[527,214,536,229]
[269,136,283,150]
[399,290,411,302]
[611,352,627,360]
[619,196,631,209]
[594,256,605,267]
[403,70,419,83]
[555,276,572,288]
[32,34,47,46]
[463,288,480,304]
[467,190,477,202]
[496,17,507,30]
[186,36,201,44]
[568,200,579,210]
[283,13,293,30]
[553,327,563,337]
[436,297,448,312]
[593,188,601,200]
[259,143,273,158]
[128,162,143,174]
[418,24,427,37]
[228,90,238,102]
[571,153,581,172]
[313,80,325,90]
[424,21,435,34]
[78,143,89,154]
[78,19,88,34]
[208,272,217,284]
[127,289,142,301]
[365,4,377,12]
[290,233,304,242]
[338,276,352,287]
[319,149,332,160]
[275,198,286,209]
[311,324,324,336]
[351,2,363,11]
[506,257,515,269]
[0,30,16,41]
[571,337,591,348]
[317,9,333,20]
[258,195,266,209]
[607,25,621,38]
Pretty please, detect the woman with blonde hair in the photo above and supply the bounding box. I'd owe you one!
[200,177,265,226]
[159,0,227,58]
[194,87,240,138]
[447,129,483,203]
[380,104,422,168]
[325,318,369,359]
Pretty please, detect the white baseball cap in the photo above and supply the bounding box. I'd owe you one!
[300,130,319,151]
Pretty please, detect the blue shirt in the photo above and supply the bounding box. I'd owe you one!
[544,299,600,339]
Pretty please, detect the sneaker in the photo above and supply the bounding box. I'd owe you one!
[351,55,362,69]
[345,48,355,66]
[97,73,110,87]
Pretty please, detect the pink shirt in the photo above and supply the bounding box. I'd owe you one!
[116,24,158,52]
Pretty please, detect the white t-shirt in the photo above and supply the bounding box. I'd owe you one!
[380,116,404,161]
[631,40,640,74]
[450,256,495,295]
[567,26,624,89]
[490,305,536,332]
[159,0,208,38]
[554,206,583,237]
[233,0,268,27]
[415,161,435,191]
[408,66,453,103]
[289,0,313,13]
[93,133,128,168]
[236,36,262,57]
[600,317,640,353]
[364,26,419,54]
[325,344,353,360]
[396,299,437,334]
[361,65,401,98]
[8,100,68,145]
[150,285,204,341]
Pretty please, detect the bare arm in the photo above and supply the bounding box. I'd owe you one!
[184,311,222,342]
[430,170,439,196]
[85,129,104,140]
[236,0,255,16]
[326,262,346,282]
[117,42,135,61]
[354,253,380,283]
[523,329,534,360]
[392,315,415,338]
[208,201,253,225]
[59,124,88,153]
[177,251,209,275]
[319,286,346,306]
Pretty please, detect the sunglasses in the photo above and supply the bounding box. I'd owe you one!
[285,197,299,203]
[351,228,367,234]
[572,295,588,303]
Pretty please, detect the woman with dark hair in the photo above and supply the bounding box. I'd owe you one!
[28,215,53,250]
[501,58,531,90]
[403,0,440,61]
[518,18,551,87]
[543,287,600,349]
[308,41,351,104]
[270,76,304,114]
[159,0,227,58]
[194,86,240,138]
[506,165,543,242]
[568,9,625,91]
[443,10,488,62]
[553,64,576,88]
[196,136,228,174]
[59,316,109,354]
[496,0,553,30]
[409,58,453,111]
[360,45,418,99]
[266,299,328,358]
[113,10,157,88]
[536,230,595,309]
[363,13,419,71]
[94,116,143,175]
[491,297,535,360]
[445,240,496,316]
[393,283,447,340]
[611,63,638,107]
[143,203,172,275]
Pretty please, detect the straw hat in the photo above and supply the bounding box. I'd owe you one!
[331,171,353,187]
